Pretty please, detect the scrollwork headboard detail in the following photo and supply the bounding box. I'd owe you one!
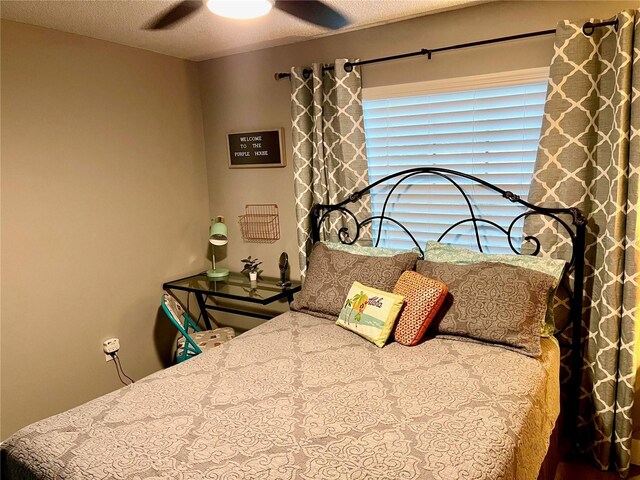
[309,167,587,439]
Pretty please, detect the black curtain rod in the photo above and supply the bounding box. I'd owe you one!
[274,19,619,80]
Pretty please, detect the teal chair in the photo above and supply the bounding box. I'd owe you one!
[162,293,235,363]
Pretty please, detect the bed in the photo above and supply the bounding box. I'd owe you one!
[1,167,587,480]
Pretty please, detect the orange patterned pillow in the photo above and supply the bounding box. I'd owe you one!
[392,271,448,346]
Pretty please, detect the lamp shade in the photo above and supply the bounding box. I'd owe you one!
[207,216,230,279]
[209,217,228,246]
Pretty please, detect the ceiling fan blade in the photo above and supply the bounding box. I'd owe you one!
[274,0,349,30]
[145,0,203,30]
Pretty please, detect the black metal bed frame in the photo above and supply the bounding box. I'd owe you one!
[310,167,587,439]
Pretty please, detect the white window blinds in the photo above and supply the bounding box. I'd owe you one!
[362,75,547,254]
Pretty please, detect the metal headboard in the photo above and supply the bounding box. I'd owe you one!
[310,167,587,439]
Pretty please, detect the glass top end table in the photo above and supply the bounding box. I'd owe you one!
[163,272,301,328]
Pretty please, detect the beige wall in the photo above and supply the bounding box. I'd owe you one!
[197,1,637,281]
[1,20,210,439]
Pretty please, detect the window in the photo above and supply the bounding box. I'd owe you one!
[362,68,548,254]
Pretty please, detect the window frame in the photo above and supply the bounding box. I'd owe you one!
[362,67,550,101]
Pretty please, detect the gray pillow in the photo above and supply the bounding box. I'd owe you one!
[416,260,556,357]
[422,241,566,337]
[291,242,418,319]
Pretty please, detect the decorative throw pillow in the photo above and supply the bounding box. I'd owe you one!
[336,282,405,347]
[423,241,566,337]
[291,242,418,320]
[416,260,557,357]
[322,241,421,257]
[392,271,448,346]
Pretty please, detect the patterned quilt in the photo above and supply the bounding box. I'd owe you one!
[1,311,560,480]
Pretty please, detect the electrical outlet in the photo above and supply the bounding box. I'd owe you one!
[103,338,120,362]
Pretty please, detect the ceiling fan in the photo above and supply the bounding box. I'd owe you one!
[145,0,350,30]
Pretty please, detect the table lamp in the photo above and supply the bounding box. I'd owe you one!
[207,216,230,278]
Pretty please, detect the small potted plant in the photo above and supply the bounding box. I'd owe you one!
[241,256,262,281]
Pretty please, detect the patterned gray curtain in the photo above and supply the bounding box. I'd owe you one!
[290,59,371,277]
[524,11,639,476]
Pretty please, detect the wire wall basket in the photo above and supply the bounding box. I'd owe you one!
[238,204,280,243]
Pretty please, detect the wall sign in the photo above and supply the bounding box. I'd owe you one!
[227,129,285,168]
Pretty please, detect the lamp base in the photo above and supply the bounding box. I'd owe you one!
[206,268,229,278]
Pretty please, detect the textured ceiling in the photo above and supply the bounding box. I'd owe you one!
[0,0,491,61]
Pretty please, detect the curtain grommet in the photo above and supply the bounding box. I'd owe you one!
[582,22,595,36]
[344,62,353,73]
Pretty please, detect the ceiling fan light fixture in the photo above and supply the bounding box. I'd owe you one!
[206,0,273,20]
